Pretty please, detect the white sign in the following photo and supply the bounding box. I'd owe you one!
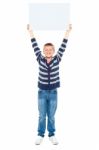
[28,3,70,30]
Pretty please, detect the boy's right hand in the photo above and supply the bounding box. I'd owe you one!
[27,24,34,38]
[27,24,32,31]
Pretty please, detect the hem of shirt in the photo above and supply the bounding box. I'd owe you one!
[38,82,60,90]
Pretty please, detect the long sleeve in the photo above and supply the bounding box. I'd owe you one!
[56,38,68,62]
[31,38,42,62]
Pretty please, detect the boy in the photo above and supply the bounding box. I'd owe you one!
[27,24,72,145]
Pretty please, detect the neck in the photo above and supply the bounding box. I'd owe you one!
[46,57,52,63]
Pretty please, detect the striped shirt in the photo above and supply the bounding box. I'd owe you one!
[31,38,68,90]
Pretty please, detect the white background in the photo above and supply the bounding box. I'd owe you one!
[0,0,99,150]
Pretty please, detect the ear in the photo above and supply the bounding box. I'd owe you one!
[53,48,55,53]
[52,46,55,53]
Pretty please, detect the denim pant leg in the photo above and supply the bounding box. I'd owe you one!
[38,90,47,137]
[47,89,57,137]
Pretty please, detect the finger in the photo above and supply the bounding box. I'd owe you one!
[69,24,72,29]
[27,24,29,30]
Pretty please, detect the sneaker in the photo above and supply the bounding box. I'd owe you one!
[35,136,43,145]
[49,136,58,145]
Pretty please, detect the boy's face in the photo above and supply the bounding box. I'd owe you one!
[43,46,55,58]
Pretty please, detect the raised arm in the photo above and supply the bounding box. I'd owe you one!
[56,24,72,62]
[27,24,42,62]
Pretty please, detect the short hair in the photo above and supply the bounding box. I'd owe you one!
[44,43,54,47]
[43,43,55,50]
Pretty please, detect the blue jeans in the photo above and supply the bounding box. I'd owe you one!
[37,89,57,137]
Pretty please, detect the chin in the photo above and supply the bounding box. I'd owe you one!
[46,55,52,57]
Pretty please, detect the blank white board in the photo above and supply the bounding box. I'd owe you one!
[28,3,70,30]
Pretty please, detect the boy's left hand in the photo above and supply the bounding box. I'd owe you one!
[68,24,72,32]
[64,24,72,39]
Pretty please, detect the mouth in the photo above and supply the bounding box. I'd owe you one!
[46,56,52,58]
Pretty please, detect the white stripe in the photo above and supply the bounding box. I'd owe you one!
[57,53,61,60]
[39,65,47,70]
[60,45,65,49]
[50,80,59,84]
[50,75,59,80]
[32,41,37,45]
[53,59,58,63]
[58,50,64,55]
[39,70,48,75]
[40,61,48,68]
[51,65,59,70]
[61,42,66,48]
[49,63,53,67]
[39,75,48,80]
[39,80,48,84]
[34,45,39,48]
[35,49,40,55]
[50,70,58,75]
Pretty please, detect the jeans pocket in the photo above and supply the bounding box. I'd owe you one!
[38,89,46,99]
[51,89,57,94]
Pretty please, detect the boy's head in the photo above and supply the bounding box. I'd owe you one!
[43,43,55,58]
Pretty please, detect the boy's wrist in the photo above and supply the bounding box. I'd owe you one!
[64,33,69,39]
[29,30,34,38]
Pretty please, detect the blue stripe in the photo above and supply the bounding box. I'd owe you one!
[50,72,59,77]
[31,38,36,42]
[50,77,59,82]
[63,39,68,43]
[61,43,66,48]
[34,47,40,52]
[35,51,40,56]
[58,52,63,57]
[58,48,65,52]
[39,67,48,73]
[50,67,59,72]
[32,42,38,47]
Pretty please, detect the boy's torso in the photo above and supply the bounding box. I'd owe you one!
[38,55,60,90]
